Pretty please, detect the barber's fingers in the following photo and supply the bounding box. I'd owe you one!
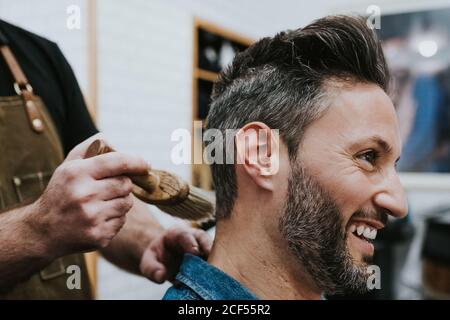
[160,228,212,280]
[85,152,150,179]
[103,215,127,232]
[96,176,134,201]
[192,229,212,256]
[139,227,213,284]
[166,228,212,256]
[163,228,201,255]
[66,133,106,161]
[100,194,135,221]
[94,215,128,247]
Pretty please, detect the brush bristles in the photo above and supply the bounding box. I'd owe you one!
[156,186,215,221]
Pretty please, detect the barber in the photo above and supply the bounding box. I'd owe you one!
[0,20,211,299]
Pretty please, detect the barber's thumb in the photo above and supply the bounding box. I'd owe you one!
[140,249,167,284]
[65,132,106,161]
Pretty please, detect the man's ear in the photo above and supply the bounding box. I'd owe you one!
[235,122,279,191]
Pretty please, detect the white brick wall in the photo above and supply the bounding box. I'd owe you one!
[97,0,193,179]
[95,0,193,299]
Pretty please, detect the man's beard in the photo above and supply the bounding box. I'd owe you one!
[278,162,372,296]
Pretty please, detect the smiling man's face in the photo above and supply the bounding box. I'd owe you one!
[300,82,408,259]
[279,82,408,294]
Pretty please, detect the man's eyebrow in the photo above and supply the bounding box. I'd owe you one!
[349,135,393,155]
[369,136,393,154]
[349,136,401,162]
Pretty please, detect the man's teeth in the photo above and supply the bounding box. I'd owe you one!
[357,225,365,236]
[350,224,377,240]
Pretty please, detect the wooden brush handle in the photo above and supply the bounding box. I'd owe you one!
[85,139,159,193]
[84,139,189,206]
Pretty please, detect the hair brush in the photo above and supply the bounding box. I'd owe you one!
[85,139,215,221]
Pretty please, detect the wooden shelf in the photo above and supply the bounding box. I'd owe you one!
[192,18,254,190]
[195,68,219,82]
[194,18,254,48]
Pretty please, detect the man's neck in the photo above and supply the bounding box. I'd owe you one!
[208,214,322,300]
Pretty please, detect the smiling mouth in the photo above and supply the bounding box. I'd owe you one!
[349,223,377,243]
[349,216,385,240]
[345,218,385,260]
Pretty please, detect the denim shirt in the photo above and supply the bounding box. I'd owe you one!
[163,254,259,300]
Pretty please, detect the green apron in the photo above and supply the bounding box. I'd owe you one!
[0,32,92,299]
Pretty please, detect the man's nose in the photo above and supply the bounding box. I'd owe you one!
[373,170,408,218]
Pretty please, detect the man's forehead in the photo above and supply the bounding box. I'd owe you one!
[330,83,395,118]
[307,82,402,152]
[328,84,397,127]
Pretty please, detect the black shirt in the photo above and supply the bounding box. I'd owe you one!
[0,19,98,155]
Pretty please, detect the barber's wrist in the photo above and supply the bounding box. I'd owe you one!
[23,200,58,262]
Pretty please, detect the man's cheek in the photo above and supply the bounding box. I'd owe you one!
[333,181,372,221]
[327,196,357,228]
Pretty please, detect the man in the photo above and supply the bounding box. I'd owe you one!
[164,15,408,300]
[0,19,210,299]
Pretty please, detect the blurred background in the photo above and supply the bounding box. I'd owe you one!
[0,0,449,299]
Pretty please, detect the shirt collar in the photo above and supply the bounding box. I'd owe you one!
[175,254,259,300]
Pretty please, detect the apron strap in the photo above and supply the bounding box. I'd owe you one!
[0,29,44,133]
[0,46,30,92]
[0,30,31,94]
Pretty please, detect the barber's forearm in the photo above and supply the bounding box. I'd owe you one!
[99,197,163,275]
[0,203,53,291]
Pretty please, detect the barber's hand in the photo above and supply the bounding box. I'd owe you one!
[31,133,150,258]
[139,226,212,284]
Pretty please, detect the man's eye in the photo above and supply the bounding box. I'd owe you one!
[358,150,378,165]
